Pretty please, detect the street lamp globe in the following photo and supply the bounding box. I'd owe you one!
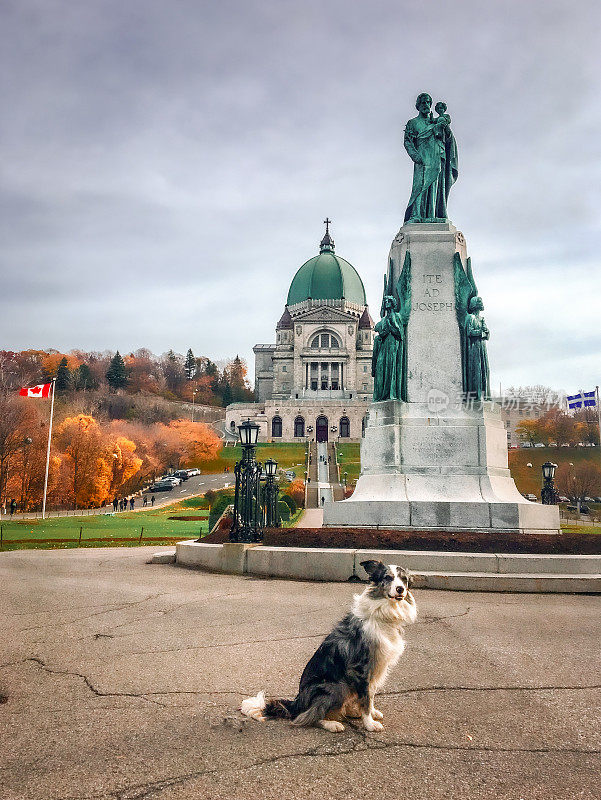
[238,418,260,447]
[542,461,557,481]
[264,458,277,477]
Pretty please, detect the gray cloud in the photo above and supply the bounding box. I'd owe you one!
[1,0,600,390]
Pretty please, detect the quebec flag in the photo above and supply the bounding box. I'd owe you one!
[567,390,597,409]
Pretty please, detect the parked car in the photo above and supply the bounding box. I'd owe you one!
[149,481,174,492]
[160,475,181,485]
[186,468,201,477]
[284,470,296,481]
[524,493,538,502]
[174,470,189,481]
[567,504,590,515]
[558,496,570,503]
[534,443,545,448]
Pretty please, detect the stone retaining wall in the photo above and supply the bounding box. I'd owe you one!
[173,541,601,593]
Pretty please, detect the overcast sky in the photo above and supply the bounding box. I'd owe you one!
[1,0,600,392]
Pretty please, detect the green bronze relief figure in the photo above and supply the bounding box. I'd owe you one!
[454,253,490,400]
[372,252,411,402]
[404,94,458,223]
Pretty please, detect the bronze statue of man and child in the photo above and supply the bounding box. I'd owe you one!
[372,93,490,402]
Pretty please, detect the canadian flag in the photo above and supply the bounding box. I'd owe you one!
[19,383,52,398]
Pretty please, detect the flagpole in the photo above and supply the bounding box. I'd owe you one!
[42,379,56,520]
[597,386,601,449]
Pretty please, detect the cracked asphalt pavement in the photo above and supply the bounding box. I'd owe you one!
[1,548,600,800]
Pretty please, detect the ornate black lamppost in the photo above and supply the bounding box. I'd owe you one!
[541,461,558,505]
[263,458,280,528]
[230,419,263,542]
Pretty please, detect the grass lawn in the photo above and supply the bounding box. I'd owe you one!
[200,442,307,476]
[336,442,361,485]
[560,524,601,534]
[508,446,601,496]
[336,443,601,499]
[0,495,210,551]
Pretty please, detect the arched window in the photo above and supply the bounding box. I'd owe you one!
[339,416,350,438]
[294,416,305,438]
[310,332,341,349]
[230,420,236,429]
[271,416,282,438]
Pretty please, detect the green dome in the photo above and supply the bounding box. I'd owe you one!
[286,225,366,307]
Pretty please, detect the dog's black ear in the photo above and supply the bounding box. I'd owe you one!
[360,560,385,581]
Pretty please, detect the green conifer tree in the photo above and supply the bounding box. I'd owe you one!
[221,382,233,407]
[184,348,196,380]
[55,357,72,391]
[75,363,98,391]
[106,351,128,390]
[229,355,248,402]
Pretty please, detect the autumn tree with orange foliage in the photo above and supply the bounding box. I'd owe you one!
[286,479,306,508]
[108,436,143,497]
[153,419,222,471]
[54,415,144,509]
[42,352,81,381]
[55,415,109,508]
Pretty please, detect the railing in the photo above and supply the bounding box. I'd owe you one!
[0,524,207,551]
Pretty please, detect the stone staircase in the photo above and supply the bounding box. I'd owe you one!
[306,442,319,509]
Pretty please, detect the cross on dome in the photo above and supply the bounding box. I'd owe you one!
[320,217,335,253]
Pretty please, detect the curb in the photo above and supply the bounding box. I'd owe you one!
[173,541,601,593]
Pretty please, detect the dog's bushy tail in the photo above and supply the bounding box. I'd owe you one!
[240,691,296,722]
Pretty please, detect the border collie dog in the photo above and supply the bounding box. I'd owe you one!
[241,561,417,732]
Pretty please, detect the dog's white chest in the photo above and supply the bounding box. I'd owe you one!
[368,623,406,690]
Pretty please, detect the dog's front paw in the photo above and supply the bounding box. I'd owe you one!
[372,708,384,720]
[363,717,384,732]
[319,720,345,733]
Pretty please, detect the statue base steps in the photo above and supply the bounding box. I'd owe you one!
[323,400,560,535]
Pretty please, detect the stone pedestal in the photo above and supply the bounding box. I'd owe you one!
[323,222,560,535]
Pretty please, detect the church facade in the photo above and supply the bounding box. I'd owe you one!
[225,222,375,442]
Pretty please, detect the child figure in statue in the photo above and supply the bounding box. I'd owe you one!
[432,101,451,131]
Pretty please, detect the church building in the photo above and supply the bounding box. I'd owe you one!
[225,221,375,442]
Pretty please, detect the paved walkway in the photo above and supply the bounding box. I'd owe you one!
[316,440,333,505]
[1,547,600,800]
[296,508,324,527]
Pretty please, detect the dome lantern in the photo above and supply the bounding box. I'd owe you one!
[320,217,335,253]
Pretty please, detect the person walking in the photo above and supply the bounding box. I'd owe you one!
[151,495,155,507]
[10,499,17,516]
[129,497,134,511]
[113,497,118,512]
[143,495,148,507]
